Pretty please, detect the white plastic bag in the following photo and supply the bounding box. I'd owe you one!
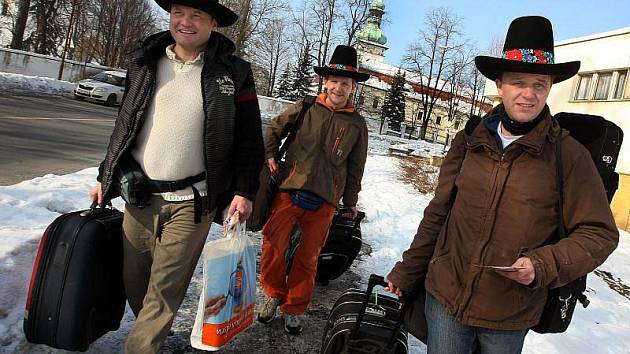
[191,213,256,351]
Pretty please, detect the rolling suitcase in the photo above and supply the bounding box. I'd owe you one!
[320,274,408,354]
[24,204,126,351]
[316,209,365,285]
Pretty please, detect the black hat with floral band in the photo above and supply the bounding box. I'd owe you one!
[314,45,371,82]
[475,16,580,83]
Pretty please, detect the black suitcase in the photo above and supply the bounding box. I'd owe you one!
[555,112,624,202]
[316,209,365,285]
[24,204,126,351]
[320,274,408,354]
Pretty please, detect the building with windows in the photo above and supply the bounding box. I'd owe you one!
[484,27,630,230]
[354,0,490,144]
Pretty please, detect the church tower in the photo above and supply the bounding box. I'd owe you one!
[356,0,388,64]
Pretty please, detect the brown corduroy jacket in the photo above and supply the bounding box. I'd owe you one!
[387,107,619,330]
[265,94,368,207]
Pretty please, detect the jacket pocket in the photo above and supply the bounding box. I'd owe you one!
[325,122,358,166]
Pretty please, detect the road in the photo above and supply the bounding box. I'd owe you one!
[0,94,118,185]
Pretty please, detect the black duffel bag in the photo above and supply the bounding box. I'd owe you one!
[247,95,315,231]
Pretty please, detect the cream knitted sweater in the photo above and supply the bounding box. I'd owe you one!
[131,45,207,201]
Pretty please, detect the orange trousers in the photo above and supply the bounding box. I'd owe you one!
[260,192,336,314]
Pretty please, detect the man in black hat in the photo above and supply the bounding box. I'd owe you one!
[88,1,264,352]
[257,45,370,334]
[385,16,618,353]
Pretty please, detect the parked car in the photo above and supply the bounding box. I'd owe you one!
[74,70,126,106]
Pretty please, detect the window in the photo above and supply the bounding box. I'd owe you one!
[435,116,442,125]
[594,72,612,100]
[613,71,627,99]
[574,74,592,100]
[372,98,379,109]
[1,1,8,16]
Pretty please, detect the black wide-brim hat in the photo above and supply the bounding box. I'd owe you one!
[475,16,580,84]
[314,45,371,82]
[155,0,238,27]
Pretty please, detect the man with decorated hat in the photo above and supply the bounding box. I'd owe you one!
[88,0,264,352]
[385,16,618,353]
[257,45,370,334]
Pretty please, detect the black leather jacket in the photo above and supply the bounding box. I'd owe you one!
[97,30,264,211]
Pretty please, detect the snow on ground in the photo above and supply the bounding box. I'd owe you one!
[0,72,74,97]
[1,146,629,353]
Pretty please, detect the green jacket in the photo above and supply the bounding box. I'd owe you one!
[265,96,368,207]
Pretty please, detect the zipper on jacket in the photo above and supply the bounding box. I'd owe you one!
[455,155,505,321]
[332,127,346,156]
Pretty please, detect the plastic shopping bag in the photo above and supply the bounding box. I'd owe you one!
[191,213,256,351]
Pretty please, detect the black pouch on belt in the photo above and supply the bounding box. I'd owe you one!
[112,154,151,208]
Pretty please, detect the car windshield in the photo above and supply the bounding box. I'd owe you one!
[91,72,125,87]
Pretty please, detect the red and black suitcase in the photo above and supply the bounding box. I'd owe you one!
[320,274,408,354]
[316,209,365,285]
[24,204,126,351]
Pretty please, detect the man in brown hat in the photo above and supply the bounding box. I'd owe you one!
[88,1,264,352]
[257,45,370,334]
[385,16,618,353]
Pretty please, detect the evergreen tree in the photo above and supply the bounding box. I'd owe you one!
[287,44,313,101]
[274,64,293,100]
[382,70,406,132]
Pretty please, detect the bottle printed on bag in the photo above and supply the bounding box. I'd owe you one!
[231,258,244,313]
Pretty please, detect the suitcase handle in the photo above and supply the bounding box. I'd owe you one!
[80,202,114,217]
[353,274,409,350]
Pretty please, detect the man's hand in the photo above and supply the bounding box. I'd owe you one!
[342,206,358,219]
[495,257,535,285]
[204,295,227,317]
[384,281,404,297]
[89,183,103,205]
[267,158,279,175]
[228,195,253,220]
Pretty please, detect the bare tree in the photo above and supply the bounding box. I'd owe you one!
[10,0,30,49]
[311,0,339,92]
[218,0,285,58]
[251,15,291,96]
[487,33,504,56]
[341,0,369,46]
[403,7,466,140]
[444,45,473,122]
[71,0,158,68]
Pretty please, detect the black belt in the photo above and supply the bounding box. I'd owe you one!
[147,172,206,223]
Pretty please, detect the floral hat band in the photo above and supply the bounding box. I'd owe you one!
[328,64,359,72]
[502,49,555,65]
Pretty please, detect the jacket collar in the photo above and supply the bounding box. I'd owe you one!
[133,30,236,67]
[468,104,563,156]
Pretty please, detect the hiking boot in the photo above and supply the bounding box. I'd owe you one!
[257,295,281,324]
[283,313,304,335]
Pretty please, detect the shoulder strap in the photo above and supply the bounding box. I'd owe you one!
[275,95,316,160]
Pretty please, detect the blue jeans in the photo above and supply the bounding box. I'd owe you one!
[425,291,528,354]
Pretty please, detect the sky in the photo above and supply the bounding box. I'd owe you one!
[381,0,630,66]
